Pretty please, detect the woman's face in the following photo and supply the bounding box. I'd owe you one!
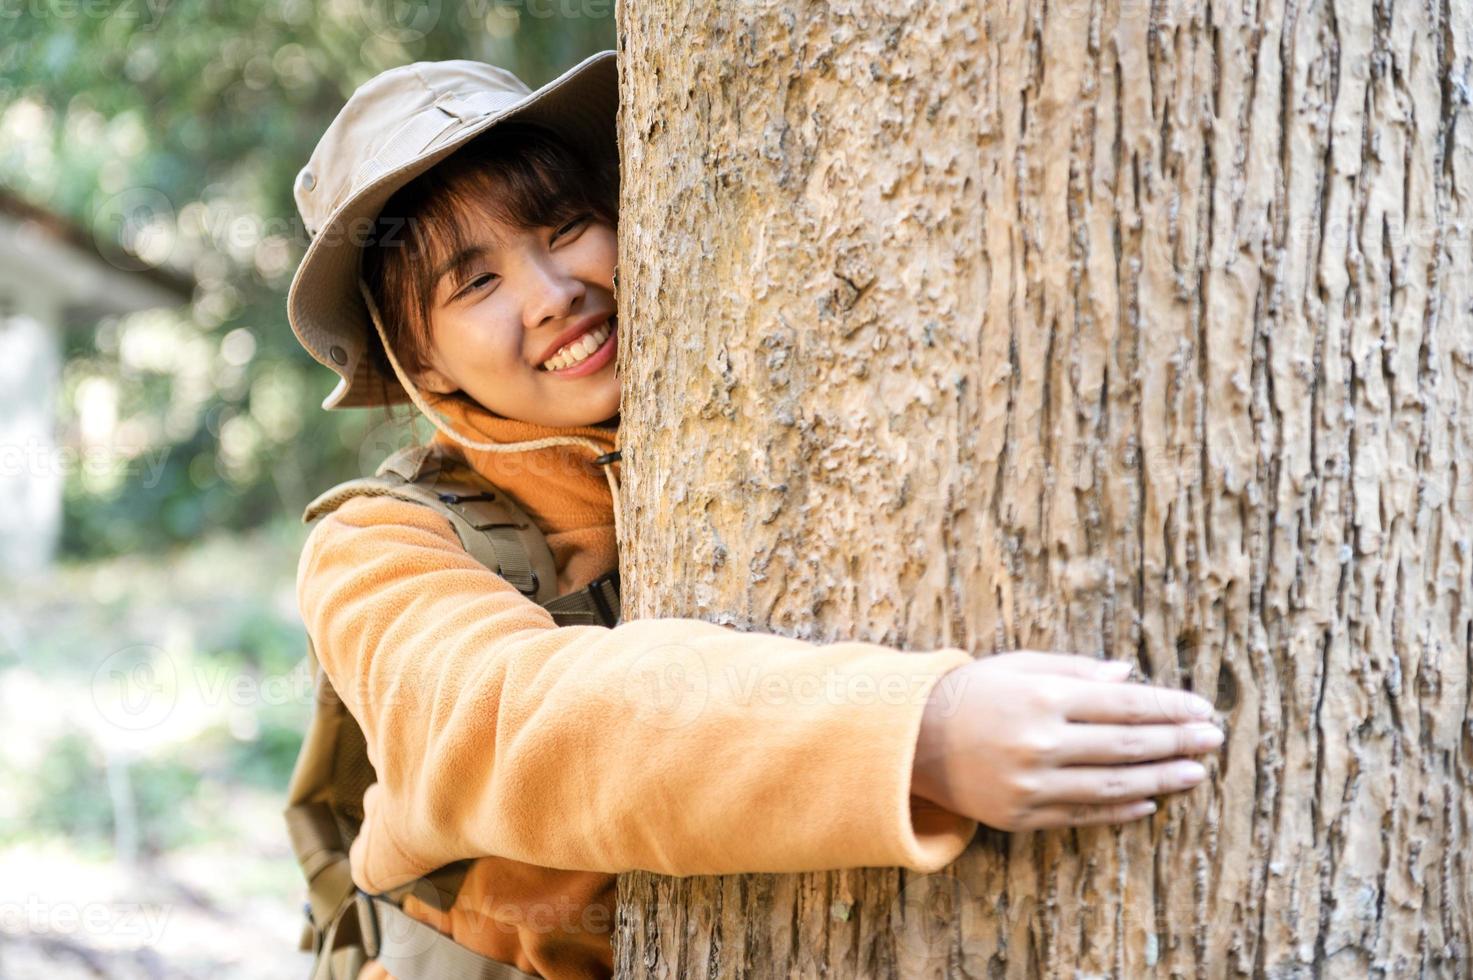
[415,206,619,429]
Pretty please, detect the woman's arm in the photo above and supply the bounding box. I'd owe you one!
[297,494,976,892]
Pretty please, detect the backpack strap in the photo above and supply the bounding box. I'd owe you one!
[303,444,559,604]
[542,569,621,627]
[283,637,373,979]
[303,444,621,626]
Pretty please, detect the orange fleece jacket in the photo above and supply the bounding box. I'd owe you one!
[295,395,978,980]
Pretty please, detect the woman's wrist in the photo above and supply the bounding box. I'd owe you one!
[910,666,962,809]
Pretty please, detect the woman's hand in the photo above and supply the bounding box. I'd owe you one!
[911,651,1223,831]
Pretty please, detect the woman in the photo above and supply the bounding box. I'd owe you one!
[285,51,1223,980]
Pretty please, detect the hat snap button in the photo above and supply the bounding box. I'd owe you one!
[329,345,348,365]
[299,169,316,192]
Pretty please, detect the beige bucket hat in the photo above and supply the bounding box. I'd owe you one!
[287,52,617,410]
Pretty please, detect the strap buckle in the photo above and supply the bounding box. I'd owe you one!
[507,569,540,598]
[437,491,497,504]
[586,569,620,627]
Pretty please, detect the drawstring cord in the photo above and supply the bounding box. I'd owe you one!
[357,277,624,547]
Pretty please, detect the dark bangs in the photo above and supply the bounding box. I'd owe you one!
[359,121,619,394]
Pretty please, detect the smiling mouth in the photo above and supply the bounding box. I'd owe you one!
[540,316,617,372]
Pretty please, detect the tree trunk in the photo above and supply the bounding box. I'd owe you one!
[613,0,1473,975]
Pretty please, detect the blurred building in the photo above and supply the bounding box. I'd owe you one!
[0,189,191,575]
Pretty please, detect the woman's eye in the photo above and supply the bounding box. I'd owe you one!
[553,215,589,241]
[460,273,496,296]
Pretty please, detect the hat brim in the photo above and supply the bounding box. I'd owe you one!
[287,50,618,410]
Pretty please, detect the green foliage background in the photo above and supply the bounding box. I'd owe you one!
[0,9,615,971]
[1,0,616,557]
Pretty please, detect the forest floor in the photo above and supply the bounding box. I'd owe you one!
[1,521,314,978]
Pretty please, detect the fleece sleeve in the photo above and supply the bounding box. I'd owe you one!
[296,494,978,891]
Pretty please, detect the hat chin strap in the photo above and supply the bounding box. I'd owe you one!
[356,276,624,548]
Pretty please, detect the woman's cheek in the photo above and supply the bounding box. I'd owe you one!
[495,325,529,374]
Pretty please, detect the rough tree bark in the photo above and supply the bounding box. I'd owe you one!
[613,0,1472,975]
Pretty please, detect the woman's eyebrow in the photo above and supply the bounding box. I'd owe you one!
[434,244,493,283]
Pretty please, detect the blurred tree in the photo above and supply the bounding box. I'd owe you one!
[0,0,615,557]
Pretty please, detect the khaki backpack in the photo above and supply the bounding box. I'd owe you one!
[283,443,621,980]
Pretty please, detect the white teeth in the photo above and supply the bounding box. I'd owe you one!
[542,323,611,371]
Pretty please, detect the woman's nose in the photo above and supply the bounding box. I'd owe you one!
[524,264,586,329]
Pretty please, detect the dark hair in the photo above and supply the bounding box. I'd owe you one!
[359,121,619,408]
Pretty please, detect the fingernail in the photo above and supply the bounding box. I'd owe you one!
[1189,723,1224,747]
[1097,661,1132,681]
[1188,694,1214,716]
[1177,760,1208,781]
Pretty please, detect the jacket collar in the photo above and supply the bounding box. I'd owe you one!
[425,394,620,591]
